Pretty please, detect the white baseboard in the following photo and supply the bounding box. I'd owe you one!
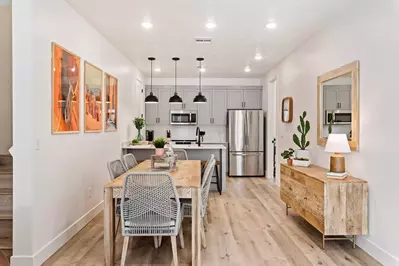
[356,236,399,266]
[11,201,104,266]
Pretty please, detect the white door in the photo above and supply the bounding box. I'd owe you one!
[227,90,243,109]
[267,77,279,183]
[212,89,227,125]
[244,89,261,109]
[136,79,145,118]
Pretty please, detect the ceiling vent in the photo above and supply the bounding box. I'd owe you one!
[194,37,212,44]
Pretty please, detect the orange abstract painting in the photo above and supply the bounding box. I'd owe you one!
[52,43,80,134]
[105,73,118,132]
[84,62,103,132]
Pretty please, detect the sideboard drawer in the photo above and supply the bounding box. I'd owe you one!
[281,173,325,233]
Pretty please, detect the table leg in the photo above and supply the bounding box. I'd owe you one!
[191,188,201,266]
[104,188,115,266]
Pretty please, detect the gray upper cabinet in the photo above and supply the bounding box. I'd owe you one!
[170,87,183,110]
[198,90,213,125]
[243,89,262,109]
[212,89,227,125]
[145,88,159,125]
[323,85,351,110]
[183,88,199,111]
[227,90,243,109]
[158,88,171,124]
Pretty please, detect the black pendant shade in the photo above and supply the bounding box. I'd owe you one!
[169,57,183,104]
[194,57,207,103]
[145,57,159,104]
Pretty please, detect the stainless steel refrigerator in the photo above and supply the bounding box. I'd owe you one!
[227,109,265,177]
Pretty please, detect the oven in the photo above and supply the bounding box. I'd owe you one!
[170,110,197,125]
[324,110,352,125]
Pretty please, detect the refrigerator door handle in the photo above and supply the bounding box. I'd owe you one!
[232,153,261,156]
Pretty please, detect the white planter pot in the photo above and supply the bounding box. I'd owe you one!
[293,159,311,167]
[295,149,310,160]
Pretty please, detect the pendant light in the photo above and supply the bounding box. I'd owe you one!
[169,57,183,104]
[193,57,207,103]
[145,57,159,103]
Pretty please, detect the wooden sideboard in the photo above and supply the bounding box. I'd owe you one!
[280,163,368,248]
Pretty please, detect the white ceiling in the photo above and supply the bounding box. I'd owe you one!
[68,0,357,78]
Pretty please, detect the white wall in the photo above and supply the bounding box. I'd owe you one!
[12,0,144,264]
[264,1,399,265]
[0,0,12,154]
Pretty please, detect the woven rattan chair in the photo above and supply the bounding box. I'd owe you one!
[201,154,215,177]
[173,149,188,160]
[182,159,216,249]
[122,153,138,170]
[120,172,184,266]
[107,159,127,237]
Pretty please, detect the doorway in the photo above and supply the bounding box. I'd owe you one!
[267,77,280,184]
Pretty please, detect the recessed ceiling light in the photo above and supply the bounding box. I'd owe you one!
[205,20,216,29]
[141,21,153,29]
[254,53,263,61]
[154,67,161,72]
[244,66,251,73]
[266,21,277,29]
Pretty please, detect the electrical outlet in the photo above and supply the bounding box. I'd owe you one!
[88,187,92,198]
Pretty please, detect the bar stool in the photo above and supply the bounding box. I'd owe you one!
[201,161,222,195]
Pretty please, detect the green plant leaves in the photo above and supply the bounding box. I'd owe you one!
[294,111,310,150]
[305,120,310,135]
[293,134,301,149]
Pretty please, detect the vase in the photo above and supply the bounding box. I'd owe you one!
[155,148,165,156]
[136,129,143,141]
[295,149,310,160]
[287,158,293,166]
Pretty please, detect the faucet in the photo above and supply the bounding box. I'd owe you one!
[196,126,201,147]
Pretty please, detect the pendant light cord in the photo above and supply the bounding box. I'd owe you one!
[199,61,202,94]
[175,60,177,93]
[150,59,153,93]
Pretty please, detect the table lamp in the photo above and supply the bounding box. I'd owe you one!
[325,134,351,173]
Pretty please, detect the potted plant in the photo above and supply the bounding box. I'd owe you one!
[133,117,145,141]
[281,148,295,166]
[293,111,311,167]
[153,138,166,156]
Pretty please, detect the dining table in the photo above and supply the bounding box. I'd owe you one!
[103,159,202,266]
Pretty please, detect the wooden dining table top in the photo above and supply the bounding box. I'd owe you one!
[104,160,202,188]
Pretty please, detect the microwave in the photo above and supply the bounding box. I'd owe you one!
[324,110,352,125]
[170,110,197,125]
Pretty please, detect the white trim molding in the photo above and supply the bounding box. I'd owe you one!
[356,236,399,266]
[11,201,104,266]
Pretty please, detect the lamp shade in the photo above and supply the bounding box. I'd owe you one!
[325,134,351,153]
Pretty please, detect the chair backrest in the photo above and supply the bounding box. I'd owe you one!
[121,172,181,236]
[173,149,188,160]
[107,159,127,180]
[201,154,215,179]
[201,159,216,217]
[123,153,137,170]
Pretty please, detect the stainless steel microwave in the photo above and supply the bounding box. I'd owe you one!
[324,110,352,125]
[170,110,197,125]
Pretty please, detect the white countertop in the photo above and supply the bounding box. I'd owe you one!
[123,143,226,150]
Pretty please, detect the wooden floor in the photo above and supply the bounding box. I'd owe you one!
[43,178,381,266]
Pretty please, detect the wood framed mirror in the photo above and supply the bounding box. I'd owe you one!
[282,97,293,123]
[317,61,359,150]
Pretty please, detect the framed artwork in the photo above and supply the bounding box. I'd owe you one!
[84,61,103,132]
[52,42,80,134]
[104,73,118,132]
[282,97,293,123]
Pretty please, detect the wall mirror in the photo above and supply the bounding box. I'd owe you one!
[317,61,359,150]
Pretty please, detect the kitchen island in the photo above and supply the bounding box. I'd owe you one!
[121,142,227,192]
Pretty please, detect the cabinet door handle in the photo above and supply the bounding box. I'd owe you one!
[212,118,214,123]
[336,103,339,108]
[244,102,246,108]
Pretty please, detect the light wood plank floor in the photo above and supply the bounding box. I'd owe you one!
[43,178,381,266]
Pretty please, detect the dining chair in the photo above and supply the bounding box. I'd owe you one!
[120,172,184,266]
[122,153,137,170]
[182,159,216,249]
[173,149,188,160]
[201,154,215,177]
[107,159,127,237]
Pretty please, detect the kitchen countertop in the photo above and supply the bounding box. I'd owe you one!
[123,143,226,150]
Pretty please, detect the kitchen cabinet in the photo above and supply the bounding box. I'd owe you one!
[243,89,262,109]
[145,88,171,125]
[227,90,243,109]
[183,88,199,111]
[324,85,351,110]
[227,88,262,109]
[198,89,227,126]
